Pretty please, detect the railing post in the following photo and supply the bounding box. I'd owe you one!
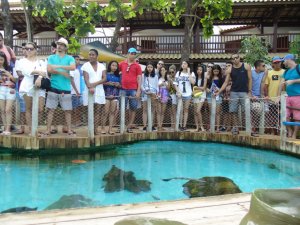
[280,93,287,150]
[87,92,94,139]
[259,100,265,135]
[175,97,182,132]
[31,88,39,136]
[120,93,126,134]
[245,97,251,135]
[210,96,216,133]
[147,96,152,132]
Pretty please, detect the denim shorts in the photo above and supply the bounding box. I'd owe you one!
[71,95,83,109]
[229,92,248,113]
[17,92,26,113]
[120,89,138,110]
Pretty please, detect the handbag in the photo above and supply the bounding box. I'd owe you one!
[192,86,203,98]
[33,75,51,91]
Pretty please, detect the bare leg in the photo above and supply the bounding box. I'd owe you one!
[160,103,167,130]
[5,100,15,132]
[216,105,221,132]
[128,110,136,129]
[194,103,199,130]
[24,95,33,133]
[171,105,176,129]
[38,96,45,128]
[142,101,147,128]
[157,102,162,129]
[64,110,72,133]
[183,100,190,128]
[151,98,156,128]
[104,100,111,132]
[0,100,5,131]
[292,123,299,139]
[108,100,117,133]
[47,109,55,133]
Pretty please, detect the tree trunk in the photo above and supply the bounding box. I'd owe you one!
[22,0,34,42]
[110,12,124,53]
[181,0,193,62]
[1,0,14,48]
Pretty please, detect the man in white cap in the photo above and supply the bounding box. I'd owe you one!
[282,54,300,139]
[119,47,142,133]
[43,37,76,136]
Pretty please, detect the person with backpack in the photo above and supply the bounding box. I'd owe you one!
[282,54,300,139]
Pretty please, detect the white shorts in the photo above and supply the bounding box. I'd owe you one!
[0,86,16,101]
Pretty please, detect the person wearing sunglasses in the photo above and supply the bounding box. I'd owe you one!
[167,64,177,130]
[264,56,285,135]
[215,53,252,135]
[15,42,47,135]
[119,47,142,133]
[156,60,164,75]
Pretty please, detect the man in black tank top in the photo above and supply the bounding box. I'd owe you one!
[215,54,252,134]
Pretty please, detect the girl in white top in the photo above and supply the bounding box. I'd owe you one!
[193,65,207,132]
[157,65,169,131]
[141,62,159,131]
[82,49,107,135]
[15,42,47,134]
[173,60,195,131]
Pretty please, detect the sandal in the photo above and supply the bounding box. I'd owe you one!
[231,128,239,135]
[1,131,11,136]
[38,132,51,138]
[67,131,76,137]
[251,132,259,137]
[15,130,25,135]
[127,128,133,133]
[108,131,115,135]
[50,129,58,134]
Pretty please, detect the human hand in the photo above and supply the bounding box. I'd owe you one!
[135,90,141,98]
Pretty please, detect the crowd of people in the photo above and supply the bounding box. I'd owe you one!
[0,33,299,139]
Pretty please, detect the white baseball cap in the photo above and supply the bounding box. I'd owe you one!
[56,37,68,47]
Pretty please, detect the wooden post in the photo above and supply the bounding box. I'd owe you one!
[259,100,265,134]
[280,92,287,150]
[147,96,152,132]
[120,93,126,134]
[210,96,216,133]
[31,88,39,136]
[175,97,182,131]
[272,9,279,53]
[88,92,94,140]
[245,97,251,135]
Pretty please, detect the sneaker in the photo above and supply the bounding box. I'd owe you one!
[220,127,226,132]
[143,127,147,131]
[152,127,157,131]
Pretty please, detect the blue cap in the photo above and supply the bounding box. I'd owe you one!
[128,47,137,54]
[283,54,295,61]
[272,56,282,62]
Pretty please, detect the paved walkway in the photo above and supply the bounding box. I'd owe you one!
[0,193,251,225]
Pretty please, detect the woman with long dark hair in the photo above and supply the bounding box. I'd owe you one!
[205,64,223,132]
[0,51,17,135]
[103,61,121,134]
[157,65,169,130]
[193,64,207,131]
[141,61,159,131]
[173,60,195,131]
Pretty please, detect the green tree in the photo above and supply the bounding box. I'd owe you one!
[155,0,233,61]
[29,0,102,54]
[289,35,300,64]
[101,0,156,52]
[240,35,271,66]
[1,0,13,47]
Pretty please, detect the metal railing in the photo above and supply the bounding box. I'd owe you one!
[12,33,298,56]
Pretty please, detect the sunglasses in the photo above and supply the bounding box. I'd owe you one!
[170,71,175,74]
[25,47,35,51]
[208,65,213,68]
[129,52,136,55]
[261,65,266,67]
[272,61,281,64]
[231,56,239,60]
[126,66,130,72]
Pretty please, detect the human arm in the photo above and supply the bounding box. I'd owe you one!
[47,64,71,79]
[246,63,253,97]
[260,69,268,97]
[71,77,80,96]
[136,74,142,98]
[214,71,230,95]
[89,70,107,88]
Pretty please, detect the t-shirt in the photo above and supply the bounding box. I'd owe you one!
[15,58,47,95]
[251,70,265,97]
[141,74,159,94]
[104,72,121,97]
[119,60,142,90]
[283,65,300,97]
[48,54,75,91]
[231,63,248,93]
[70,68,81,95]
[81,62,106,105]
[265,69,284,98]
[173,71,195,97]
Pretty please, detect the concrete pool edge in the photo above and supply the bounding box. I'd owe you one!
[0,193,252,225]
[1,131,300,157]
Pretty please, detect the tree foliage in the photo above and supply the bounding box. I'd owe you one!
[28,0,102,54]
[240,35,271,66]
[289,35,300,64]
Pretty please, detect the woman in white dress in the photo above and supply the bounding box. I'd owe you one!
[15,42,47,134]
[82,49,107,135]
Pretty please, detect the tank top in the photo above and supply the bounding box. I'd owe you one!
[230,63,248,92]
